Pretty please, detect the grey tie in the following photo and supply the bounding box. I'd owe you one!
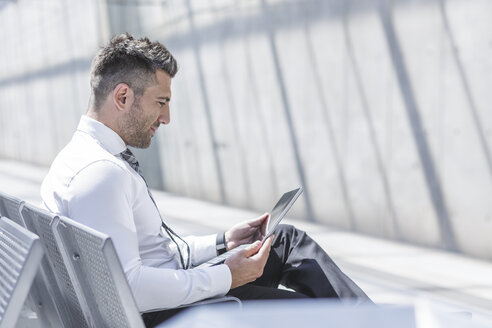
[120,149,157,204]
[120,148,143,175]
[119,148,190,269]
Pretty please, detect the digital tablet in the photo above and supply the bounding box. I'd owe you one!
[196,187,303,268]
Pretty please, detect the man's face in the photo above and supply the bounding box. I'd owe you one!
[121,70,172,148]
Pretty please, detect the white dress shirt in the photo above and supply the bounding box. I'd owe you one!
[41,115,232,312]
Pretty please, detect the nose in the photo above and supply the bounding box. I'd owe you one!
[159,106,170,125]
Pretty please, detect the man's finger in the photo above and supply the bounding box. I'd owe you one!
[254,235,273,260]
[248,213,269,227]
[242,240,262,257]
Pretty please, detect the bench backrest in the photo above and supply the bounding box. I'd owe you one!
[52,216,145,328]
[0,192,65,327]
[0,217,44,328]
[0,191,25,226]
[20,203,89,328]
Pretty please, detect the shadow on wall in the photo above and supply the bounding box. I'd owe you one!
[1,0,491,258]
[151,0,492,251]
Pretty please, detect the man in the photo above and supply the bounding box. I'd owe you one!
[41,34,371,327]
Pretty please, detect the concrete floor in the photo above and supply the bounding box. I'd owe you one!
[1,158,491,327]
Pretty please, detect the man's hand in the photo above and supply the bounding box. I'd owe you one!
[225,235,274,289]
[224,213,269,251]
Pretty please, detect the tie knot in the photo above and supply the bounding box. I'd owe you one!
[120,148,141,175]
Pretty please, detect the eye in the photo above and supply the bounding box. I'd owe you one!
[158,101,167,107]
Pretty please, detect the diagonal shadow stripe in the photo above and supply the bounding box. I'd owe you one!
[172,76,206,198]
[301,3,357,230]
[210,2,253,208]
[0,0,15,12]
[378,0,457,251]
[341,260,492,312]
[343,1,402,239]
[0,58,91,88]
[243,19,280,199]
[184,0,228,204]
[260,0,316,222]
[438,0,492,181]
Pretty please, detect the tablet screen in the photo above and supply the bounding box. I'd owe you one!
[264,187,303,240]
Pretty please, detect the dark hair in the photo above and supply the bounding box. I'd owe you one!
[90,33,178,110]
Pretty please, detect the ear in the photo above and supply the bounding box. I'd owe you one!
[112,83,135,112]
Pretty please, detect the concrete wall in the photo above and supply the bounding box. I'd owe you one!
[1,0,491,260]
[0,0,108,163]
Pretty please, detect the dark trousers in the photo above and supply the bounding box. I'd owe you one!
[142,224,371,327]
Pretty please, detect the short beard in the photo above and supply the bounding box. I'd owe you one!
[120,98,153,148]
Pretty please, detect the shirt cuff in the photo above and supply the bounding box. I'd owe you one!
[185,234,218,265]
[206,263,232,295]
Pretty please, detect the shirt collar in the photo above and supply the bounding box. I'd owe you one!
[76,115,127,156]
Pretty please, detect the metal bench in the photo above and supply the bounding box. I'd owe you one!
[19,201,240,327]
[52,215,146,328]
[0,191,25,227]
[21,204,89,328]
[0,217,44,328]
[0,192,63,327]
